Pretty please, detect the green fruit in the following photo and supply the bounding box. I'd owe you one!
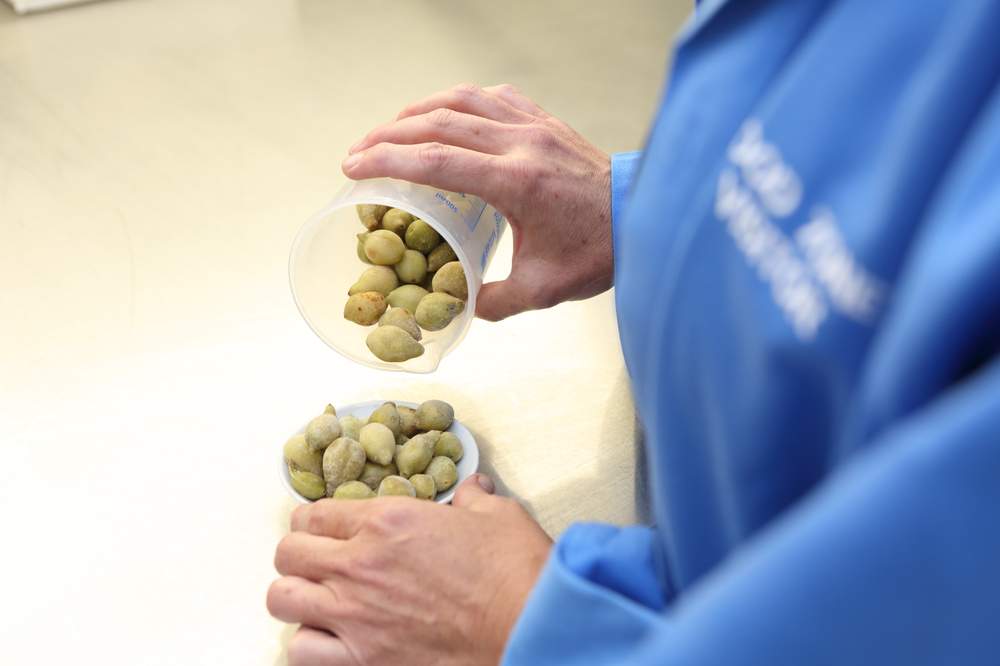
[356,233,372,264]
[322,437,366,495]
[416,400,455,431]
[434,431,464,462]
[349,266,399,297]
[323,404,337,416]
[344,291,387,326]
[356,204,389,231]
[366,326,424,362]
[386,284,429,315]
[415,292,465,331]
[379,307,422,341]
[359,422,396,465]
[394,249,428,284]
[333,480,375,499]
[338,415,364,442]
[409,474,437,500]
[397,406,419,437]
[368,402,401,438]
[396,432,435,476]
[431,261,468,300]
[359,461,397,491]
[305,412,342,452]
[426,456,458,493]
[284,434,323,477]
[381,208,414,237]
[288,466,326,500]
[364,229,406,265]
[378,475,416,497]
[404,219,441,253]
[427,242,458,273]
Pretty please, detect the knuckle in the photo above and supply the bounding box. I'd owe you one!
[370,500,417,534]
[502,157,528,181]
[427,107,456,129]
[536,289,561,310]
[452,82,481,97]
[523,279,557,310]
[266,578,291,616]
[273,535,295,572]
[290,504,309,530]
[417,142,450,170]
[352,546,391,575]
[493,495,523,514]
[502,157,541,192]
[362,142,389,168]
[303,586,330,621]
[306,506,329,535]
[286,633,311,665]
[524,124,557,148]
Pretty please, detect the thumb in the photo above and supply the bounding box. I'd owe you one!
[452,473,496,509]
[476,273,540,322]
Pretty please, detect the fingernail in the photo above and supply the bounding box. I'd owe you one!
[348,140,363,154]
[476,474,496,494]
[342,153,362,172]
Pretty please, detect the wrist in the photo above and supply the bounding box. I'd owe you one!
[482,540,552,661]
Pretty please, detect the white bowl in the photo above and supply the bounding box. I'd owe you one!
[280,400,480,504]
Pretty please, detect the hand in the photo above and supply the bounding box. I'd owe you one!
[343,83,612,321]
[267,474,553,665]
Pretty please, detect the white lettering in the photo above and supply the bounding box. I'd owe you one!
[715,169,828,340]
[795,208,885,323]
[727,120,803,218]
[718,119,889,339]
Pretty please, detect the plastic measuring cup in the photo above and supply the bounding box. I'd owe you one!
[289,178,508,373]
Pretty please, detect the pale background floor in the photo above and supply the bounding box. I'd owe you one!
[0,1,690,663]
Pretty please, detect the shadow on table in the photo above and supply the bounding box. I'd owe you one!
[475,368,651,537]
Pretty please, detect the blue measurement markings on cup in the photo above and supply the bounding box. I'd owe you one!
[434,191,488,232]
[480,211,505,270]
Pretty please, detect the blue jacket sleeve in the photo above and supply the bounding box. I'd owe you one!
[502,524,669,665]
[626,353,1000,665]
[504,355,1000,665]
[610,151,642,228]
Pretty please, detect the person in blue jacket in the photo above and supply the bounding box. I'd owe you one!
[266,1,1000,663]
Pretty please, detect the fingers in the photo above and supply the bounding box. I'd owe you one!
[267,576,340,630]
[291,499,375,538]
[483,84,547,117]
[475,278,523,321]
[475,266,556,321]
[287,627,356,666]
[275,531,347,579]
[395,83,535,124]
[348,109,515,156]
[342,142,502,202]
[451,473,496,510]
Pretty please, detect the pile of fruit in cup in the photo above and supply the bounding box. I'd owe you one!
[283,400,464,501]
[345,205,469,363]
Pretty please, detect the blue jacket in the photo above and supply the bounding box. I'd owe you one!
[503,1,1000,663]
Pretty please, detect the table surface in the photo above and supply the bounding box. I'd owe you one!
[0,1,685,663]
